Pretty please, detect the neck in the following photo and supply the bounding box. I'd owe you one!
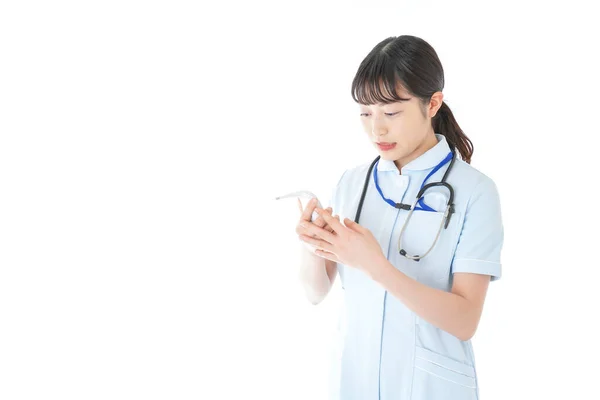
[394,132,438,173]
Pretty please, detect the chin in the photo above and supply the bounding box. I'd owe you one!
[380,149,399,158]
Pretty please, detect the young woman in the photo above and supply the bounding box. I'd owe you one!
[295,35,504,400]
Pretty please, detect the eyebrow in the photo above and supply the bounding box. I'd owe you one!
[361,99,411,108]
[381,97,412,104]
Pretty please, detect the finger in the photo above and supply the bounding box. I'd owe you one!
[343,217,365,233]
[315,208,345,234]
[325,214,339,233]
[301,218,337,244]
[313,207,332,228]
[317,207,332,223]
[332,216,341,231]
[312,218,327,237]
[313,216,325,228]
[314,249,340,263]
[297,198,303,214]
[311,209,334,232]
[319,222,333,234]
[300,198,317,222]
[299,234,334,253]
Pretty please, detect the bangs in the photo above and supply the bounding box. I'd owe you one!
[351,58,412,105]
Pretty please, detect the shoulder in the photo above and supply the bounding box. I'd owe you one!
[450,157,500,200]
[327,159,376,214]
[448,158,502,222]
[337,158,378,188]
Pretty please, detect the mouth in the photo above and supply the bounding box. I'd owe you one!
[376,142,397,151]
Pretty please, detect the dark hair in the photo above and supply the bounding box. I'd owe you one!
[350,35,474,164]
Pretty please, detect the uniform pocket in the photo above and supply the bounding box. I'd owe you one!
[411,346,477,399]
[401,210,447,257]
[401,209,462,282]
[421,191,447,212]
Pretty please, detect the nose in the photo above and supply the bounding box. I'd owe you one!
[372,123,388,139]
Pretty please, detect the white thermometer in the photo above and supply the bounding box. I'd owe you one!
[275,190,322,222]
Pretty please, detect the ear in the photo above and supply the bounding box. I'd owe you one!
[428,91,444,119]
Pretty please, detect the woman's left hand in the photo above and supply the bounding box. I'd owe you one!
[298,207,387,278]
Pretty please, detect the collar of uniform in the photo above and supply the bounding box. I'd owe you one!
[377,133,450,173]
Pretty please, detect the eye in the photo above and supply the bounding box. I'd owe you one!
[360,112,400,117]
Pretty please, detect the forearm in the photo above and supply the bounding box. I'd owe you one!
[298,244,332,304]
[370,257,476,341]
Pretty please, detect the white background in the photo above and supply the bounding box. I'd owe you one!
[1,1,599,399]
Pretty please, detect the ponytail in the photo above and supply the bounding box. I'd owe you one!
[350,35,475,163]
[433,101,474,164]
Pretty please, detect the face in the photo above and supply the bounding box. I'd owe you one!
[358,86,444,171]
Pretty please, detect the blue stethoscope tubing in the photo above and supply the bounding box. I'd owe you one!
[354,148,457,261]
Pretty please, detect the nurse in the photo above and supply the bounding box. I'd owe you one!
[296,35,504,400]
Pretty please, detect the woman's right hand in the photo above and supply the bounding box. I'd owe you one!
[295,198,339,252]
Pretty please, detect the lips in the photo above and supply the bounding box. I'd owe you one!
[377,142,397,151]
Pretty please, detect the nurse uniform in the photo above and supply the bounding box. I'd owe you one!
[326,133,503,400]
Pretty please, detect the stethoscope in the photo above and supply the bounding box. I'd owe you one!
[354,148,457,262]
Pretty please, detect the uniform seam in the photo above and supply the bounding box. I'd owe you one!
[409,294,417,399]
[466,342,480,399]
[454,258,500,264]
[378,291,386,400]
[378,208,399,399]
[465,177,490,211]
[413,366,477,389]
[414,355,474,377]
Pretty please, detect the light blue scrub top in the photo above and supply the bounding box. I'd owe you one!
[326,134,504,400]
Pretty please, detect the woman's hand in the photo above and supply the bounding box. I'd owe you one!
[295,198,340,254]
[298,207,387,278]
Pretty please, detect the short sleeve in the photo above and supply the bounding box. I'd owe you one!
[451,177,504,281]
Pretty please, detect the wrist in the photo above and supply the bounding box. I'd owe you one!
[368,255,393,283]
